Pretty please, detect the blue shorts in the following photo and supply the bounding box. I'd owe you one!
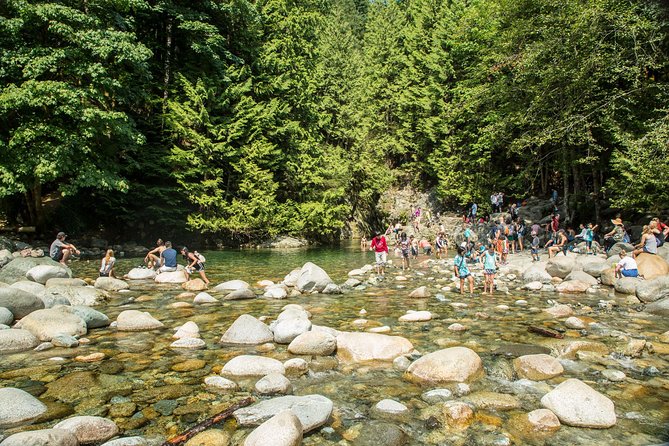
[621,269,638,277]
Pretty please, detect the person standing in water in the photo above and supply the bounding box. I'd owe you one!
[399,232,410,271]
[181,247,210,285]
[483,244,498,294]
[370,232,388,277]
[454,246,474,295]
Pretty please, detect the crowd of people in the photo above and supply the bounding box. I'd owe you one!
[364,194,669,294]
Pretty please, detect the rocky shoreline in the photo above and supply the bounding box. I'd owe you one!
[0,243,668,445]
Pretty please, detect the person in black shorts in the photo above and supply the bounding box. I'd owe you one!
[181,247,210,285]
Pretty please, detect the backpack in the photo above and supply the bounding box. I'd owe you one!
[194,251,206,263]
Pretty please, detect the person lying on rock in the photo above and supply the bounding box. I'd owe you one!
[49,231,80,266]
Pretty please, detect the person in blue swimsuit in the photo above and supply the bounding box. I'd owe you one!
[483,244,498,294]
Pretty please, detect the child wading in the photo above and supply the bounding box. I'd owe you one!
[454,246,474,295]
[482,244,498,294]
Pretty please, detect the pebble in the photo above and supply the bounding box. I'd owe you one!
[421,389,453,403]
[515,300,527,306]
[448,323,467,332]
[374,399,408,415]
[368,326,391,333]
[204,376,238,390]
[601,369,626,382]
[359,309,367,315]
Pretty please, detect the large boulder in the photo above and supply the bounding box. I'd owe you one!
[154,271,187,283]
[635,276,669,303]
[512,354,564,380]
[272,318,312,344]
[263,284,288,299]
[116,310,164,331]
[0,387,47,428]
[45,285,108,306]
[26,264,71,284]
[282,269,301,287]
[45,278,87,287]
[10,280,47,299]
[234,394,333,433]
[224,288,256,300]
[244,410,302,446]
[644,297,669,316]
[221,355,285,377]
[600,267,616,286]
[336,332,414,362]
[220,315,274,344]
[296,262,333,293]
[53,416,119,445]
[541,378,616,428]
[578,257,609,278]
[214,280,250,292]
[125,268,157,280]
[609,242,634,257]
[522,266,552,284]
[636,253,669,280]
[0,429,78,446]
[614,277,641,295]
[545,257,575,279]
[15,306,87,341]
[0,249,13,268]
[0,307,12,325]
[0,287,44,318]
[94,277,129,291]
[0,257,71,284]
[0,329,39,353]
[288,331,336,356]
[405,347,484,384]
[563,270,598,286]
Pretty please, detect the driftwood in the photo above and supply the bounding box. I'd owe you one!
[162,397,254,446]
[528,325,564,339]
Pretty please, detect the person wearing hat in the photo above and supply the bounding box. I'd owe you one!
[604,217,625,252]
[615,249,639,278]
[49,232,80,265]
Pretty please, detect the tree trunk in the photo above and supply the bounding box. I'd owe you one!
[23,181,44,230]
[562,142,570,222]
[592,166,601,223]
[163,17,173,104]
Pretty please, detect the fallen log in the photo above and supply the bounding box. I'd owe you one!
[528,325,564,339]
[162,396,254,446]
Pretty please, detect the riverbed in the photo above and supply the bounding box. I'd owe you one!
[1,242,668,445]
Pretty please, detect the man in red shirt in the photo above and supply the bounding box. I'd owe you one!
[370,232,389,277]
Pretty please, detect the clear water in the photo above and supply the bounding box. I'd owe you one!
[1,241,668,445]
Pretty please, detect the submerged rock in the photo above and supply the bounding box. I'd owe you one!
[540,378,616,428]
[116,310,164,331]
[214,279,251,292]
[53,416,119,444]
[0,428,78,446]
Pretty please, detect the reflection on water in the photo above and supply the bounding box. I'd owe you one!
[1,241,668,445]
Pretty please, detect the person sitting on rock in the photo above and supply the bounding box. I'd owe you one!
[49,232,80,266]
[650,217,668,247]
[144,238,165,269]
[633,225,658,258]
[615,249,639,278]
[603,217,625,252]
[158,241,178,273]
[548,229,568,258]
[99,249,116,277]
[181,247,209,285]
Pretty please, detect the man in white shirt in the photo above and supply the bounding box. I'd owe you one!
[615,250,639,278]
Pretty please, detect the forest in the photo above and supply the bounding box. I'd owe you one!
[1,0,668,243]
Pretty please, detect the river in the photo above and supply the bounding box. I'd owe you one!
[1,242,668,445]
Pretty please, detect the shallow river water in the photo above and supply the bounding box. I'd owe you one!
[1,242,668,445]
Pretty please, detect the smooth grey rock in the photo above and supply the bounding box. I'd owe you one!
[15,306,87,341]
[204,376,238,391]
[193,292,218,303]
[54,416,119,444]
[0,428,78,446]
[282,268,301,287]
[644,297,669,316]
[51,334,79,348]
[26,264,70,284]
[126,268,157,280]
[94,277,129,291]
[609,243,635,257]
[10,280,46,298]
[564,270,598,286]
[272,317,312,344]
[545,257,575,279]
[68,306,110,329]
[288,331,336,355]
[222,355,285,377]
[635,276,669,303]
[46,285,108,306]
[0,329,39,353]
[263,285,288,299]
[214,280,250,292]
[255,373,292,395]
[0,387,47,428]
[0,257,71,285]
[224,288,256,300]
[0,287,44,318]
[374,399,408,414]
[422,389,453,403]
[243,410,302,446]
[170,338,206,349]
[100,437,149,446]
[541,378,616,428]
[45,278,87,287]
[116,310,163,331]
[220,314,274,345]
[614,277,641,295]
[322,283,342,294]
[0,307,13,325]
[296,262,333,293]
[234,394,333,433]
[522,266,552,284]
